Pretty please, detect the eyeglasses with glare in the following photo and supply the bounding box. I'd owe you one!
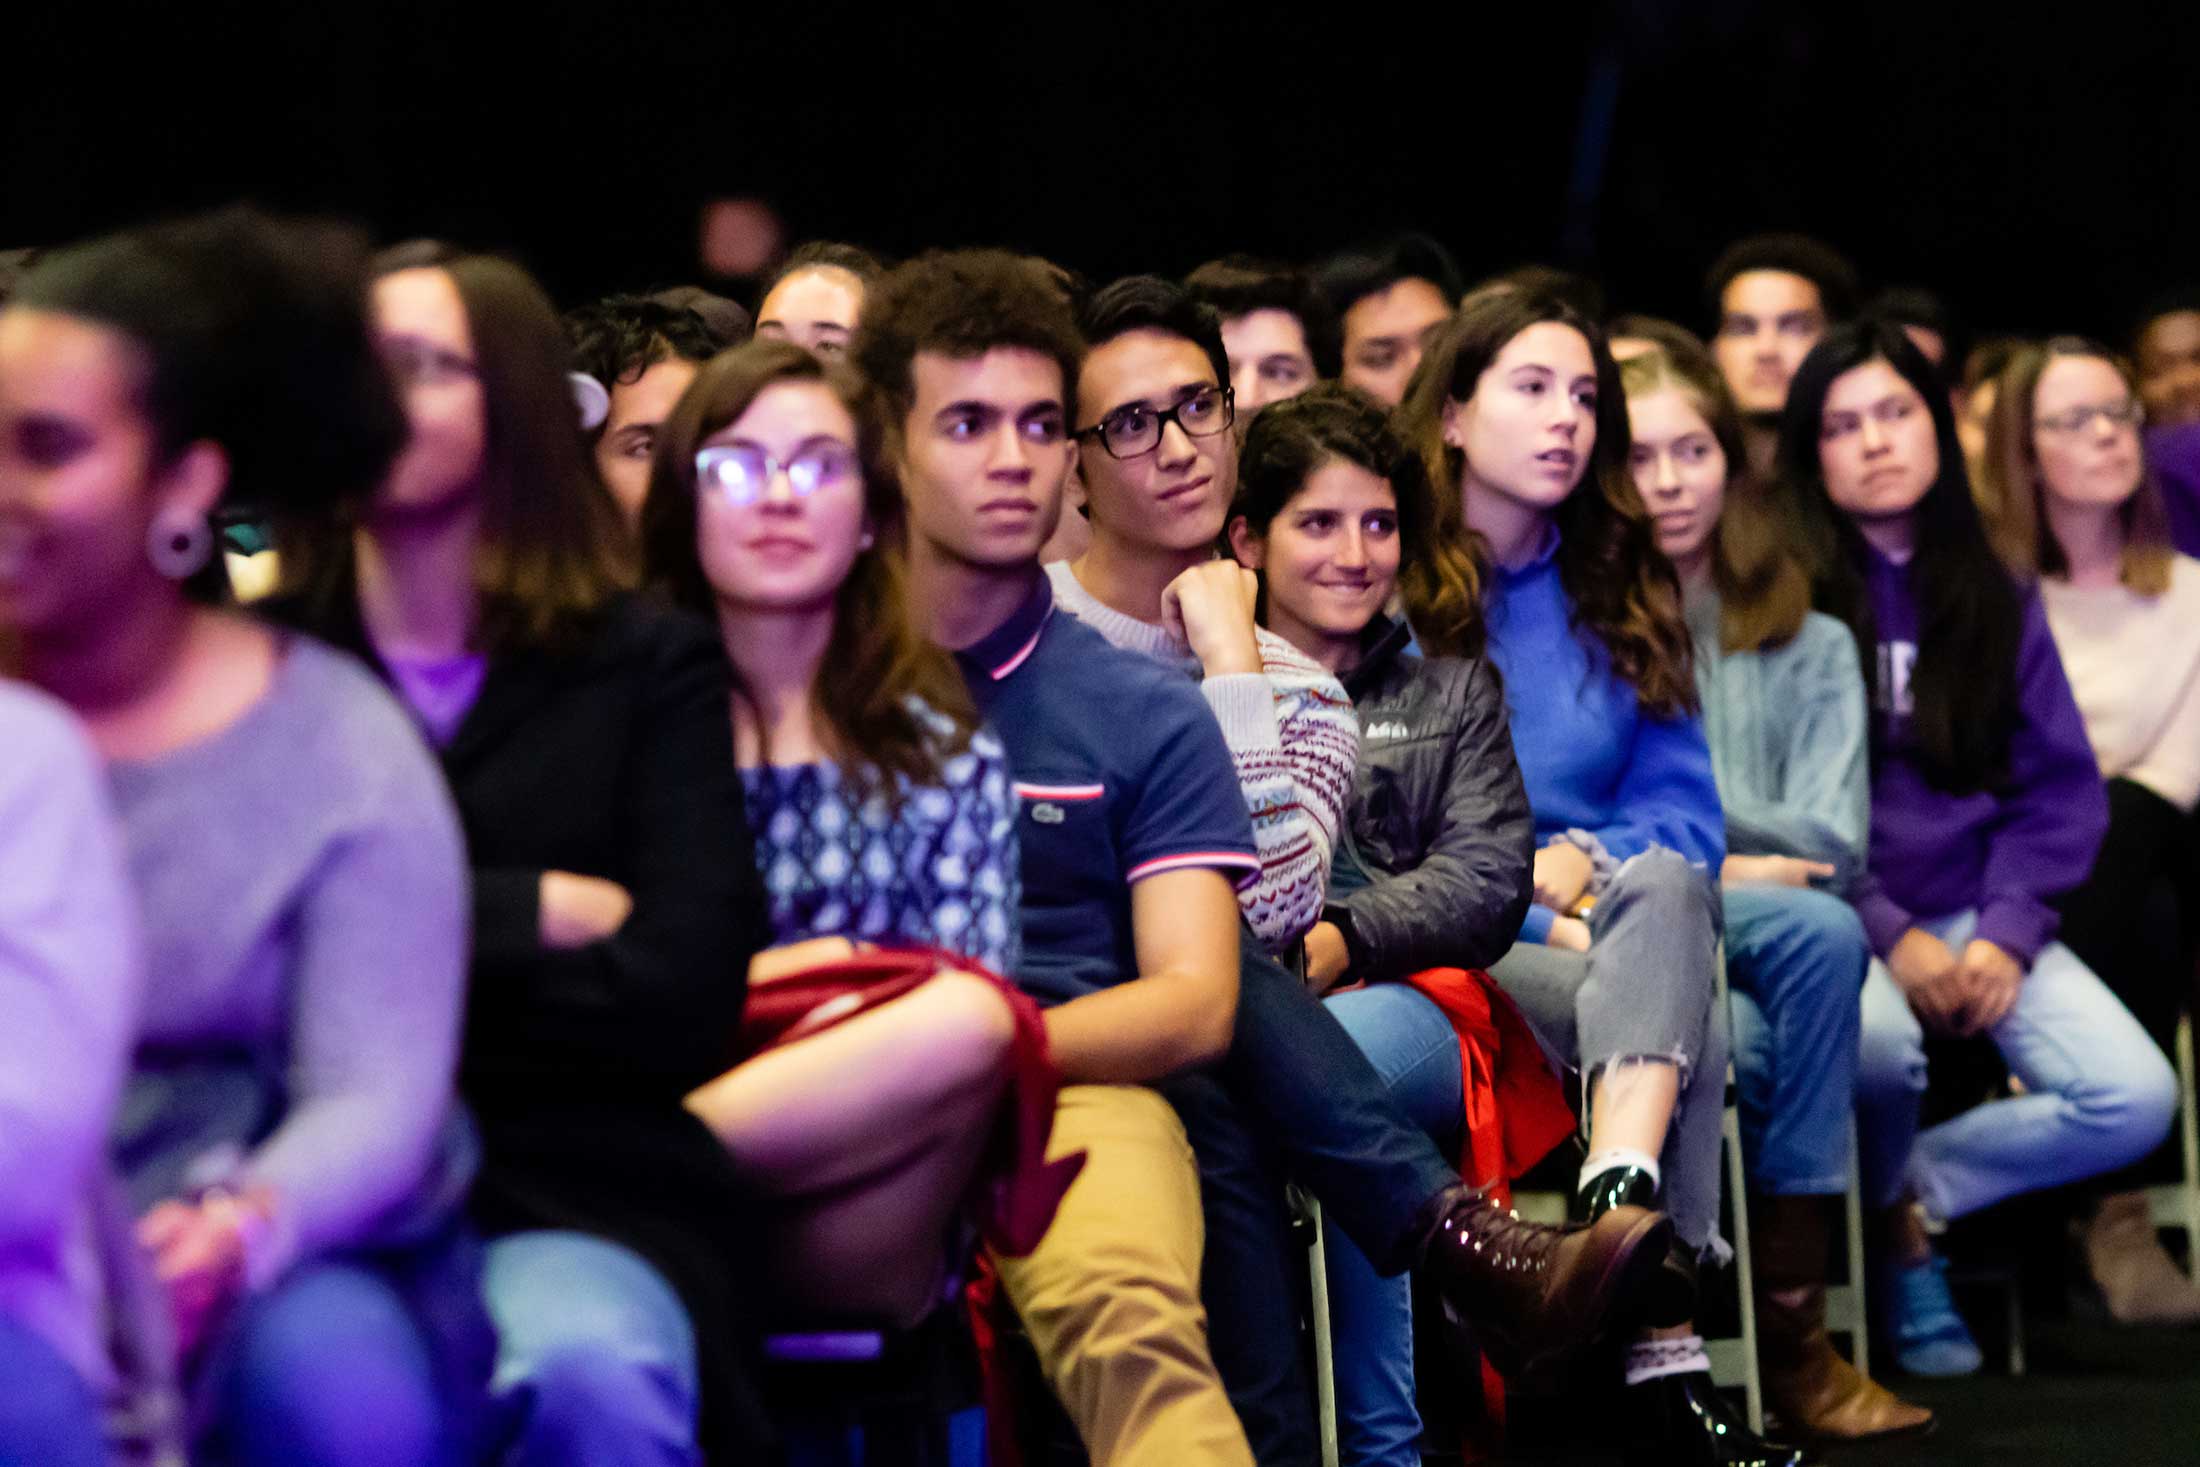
[694,441,857,506]
[2036,399,2145,435]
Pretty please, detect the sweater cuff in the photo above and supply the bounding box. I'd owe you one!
[1201,674,1280,751]
[1973,899,2055,970]
[1518,903,1559,946]
[1852,885,1915,960]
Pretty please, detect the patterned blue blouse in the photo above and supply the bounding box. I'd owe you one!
[742,719,1020,974]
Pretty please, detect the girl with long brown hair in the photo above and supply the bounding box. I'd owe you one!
[1397,291,1790,1465]
[642,338,1038,1331]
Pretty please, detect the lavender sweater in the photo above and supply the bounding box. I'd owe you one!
[0,683,140,1388]
[104,637,469,1282]
[1849,548,2108,964]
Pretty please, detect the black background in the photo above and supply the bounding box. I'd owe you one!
[8,2,2197,343]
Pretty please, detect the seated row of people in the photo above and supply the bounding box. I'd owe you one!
[2,208,2192,1467]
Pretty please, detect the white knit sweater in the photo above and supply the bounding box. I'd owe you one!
[2040,553,2200,813]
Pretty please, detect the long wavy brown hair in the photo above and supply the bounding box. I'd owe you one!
[1398,291,1697,714]
[1617,331,1815,653]
[640,338,978,793]
[1976,336,2174,596]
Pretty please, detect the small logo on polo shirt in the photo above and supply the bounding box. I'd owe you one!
[1033,803,1066,825]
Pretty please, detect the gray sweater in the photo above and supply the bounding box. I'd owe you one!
[105,636,469,1282]
[1686,590,1871,888]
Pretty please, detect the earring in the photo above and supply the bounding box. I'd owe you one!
[146,509,215,579]
[858,530,876,551]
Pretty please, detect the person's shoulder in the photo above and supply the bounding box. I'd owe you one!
[1788,610,1864,670]
[593,592,723,666]
[0,680,100,793]
[272,635,447,774]
[2165,553,2200,603]
[1024,613,1221,752]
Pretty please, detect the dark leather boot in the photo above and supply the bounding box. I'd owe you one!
[1750,1194,1933,1441]
[1577,1164,1698,1328]
[1417,1182,1672,1379]
[1622,1369,1815,1467]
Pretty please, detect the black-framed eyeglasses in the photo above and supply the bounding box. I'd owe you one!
[694,442,857,506]
[1074,385,1235,460]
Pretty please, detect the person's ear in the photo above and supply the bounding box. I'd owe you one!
[157,440,230,522]
[1441,399,1469,450]
[1226,514,1265,569]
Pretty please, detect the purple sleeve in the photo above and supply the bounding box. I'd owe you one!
[1974,597,2110,966]
[2146,423,2200,558]
[1847,871,1918,960]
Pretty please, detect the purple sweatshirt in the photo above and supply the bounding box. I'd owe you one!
[1849,547,2107,965]
[2145,421,2200,559]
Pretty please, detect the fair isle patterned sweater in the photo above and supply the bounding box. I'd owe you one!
[1046,561,1358,948]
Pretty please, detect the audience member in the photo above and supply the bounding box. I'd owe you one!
[1976,335,2200,1323]
[1707,233,1861,474]
[755,241,884,360]
[267,242,773,1462]
[1226,384,1554,1467]
[0,685,141,1467]
[641,335,1044,1329]
[1871,286,1962,377]
[1184,255,1340,415]
[1317,233,1463,406]
[2,208,486,1466]
[1957,334,2028,481]
[565,294,720,524]
[1623,339,1931,1441]
[2130,291,2200,555]
[861,246,1263,1467]
[1398,291,1804,1467]
[1780,319,2175,1378]
[1606,313,1706,366]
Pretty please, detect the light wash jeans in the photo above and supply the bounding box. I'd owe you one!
[1854,909,2178,1217]
[1725,884,1869,1196]
[1320,982,1464,1467]
[483,1231,702,1467]
[0,1315,102,1467]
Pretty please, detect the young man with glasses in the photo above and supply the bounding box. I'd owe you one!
[1048,275,1674,1463]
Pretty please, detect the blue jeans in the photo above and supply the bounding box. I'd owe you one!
[1855,909,2179,1217]
[1724,884,1868,1196]
[202,1261,461,1467]
[0,1316,102,1467]
[483,1231,702,1467]
[1320,982,1465,1467]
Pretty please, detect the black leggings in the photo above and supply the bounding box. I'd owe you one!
[2056,777,2200,1187]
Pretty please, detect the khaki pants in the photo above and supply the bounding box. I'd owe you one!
[990,1084,1255,1467]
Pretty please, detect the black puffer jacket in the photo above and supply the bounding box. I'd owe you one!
[1327,618,1535,979]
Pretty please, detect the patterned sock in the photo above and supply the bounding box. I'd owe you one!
[1624,1334,1711,1386]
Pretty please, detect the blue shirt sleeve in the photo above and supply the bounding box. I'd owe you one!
[1119,682,1262,889]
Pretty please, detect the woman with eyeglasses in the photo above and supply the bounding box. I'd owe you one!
[1,209,485,1466]
[1781,320,2174,1379]
[640,335,1042,1336]
[267,243,773,1465]
[1973,337,2200,1326]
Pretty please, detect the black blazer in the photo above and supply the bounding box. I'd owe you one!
[263,588,775,1458]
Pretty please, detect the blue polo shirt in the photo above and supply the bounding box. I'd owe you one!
[955,571,1259,1007]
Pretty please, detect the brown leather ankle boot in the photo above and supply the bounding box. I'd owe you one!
[1749,1193,1933,1441]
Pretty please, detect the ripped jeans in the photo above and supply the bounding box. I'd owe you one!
[1489,847,1729,1253]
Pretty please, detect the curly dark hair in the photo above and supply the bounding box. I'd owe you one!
[1184,255,1342,379]
[13,206,406,604]
[1399,289,1698,716]
[566,294,722,399]
[849,249,1085,446]
[1704,232,1861,329]
[640,338,977,794]
[1230,382,1487,656]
